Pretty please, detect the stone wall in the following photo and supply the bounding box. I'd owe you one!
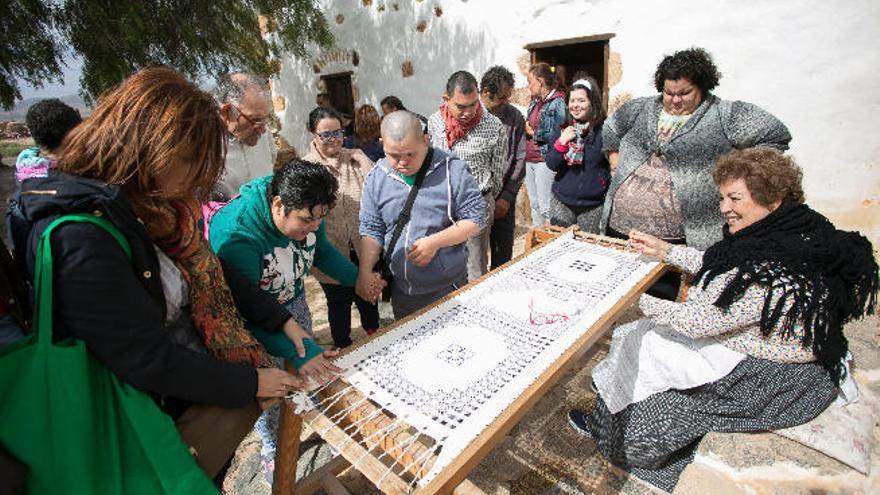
[270,0,880,246]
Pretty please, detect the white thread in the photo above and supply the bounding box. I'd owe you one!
[351,418,404,470]
[320,395,370,437]
[405,444,441,489]
[336,407,385,450]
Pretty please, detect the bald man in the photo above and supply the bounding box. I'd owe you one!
[358,111,485,318]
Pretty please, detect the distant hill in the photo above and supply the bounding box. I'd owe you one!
[0,94,90,122]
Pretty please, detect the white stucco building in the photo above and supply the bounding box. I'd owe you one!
[268,0,880,245]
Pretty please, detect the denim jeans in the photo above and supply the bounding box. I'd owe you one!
[524,161,554,227]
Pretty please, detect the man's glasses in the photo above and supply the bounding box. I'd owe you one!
[316,129,345,143]
[234,105,269,128]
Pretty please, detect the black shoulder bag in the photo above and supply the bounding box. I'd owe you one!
[375,148,434,300]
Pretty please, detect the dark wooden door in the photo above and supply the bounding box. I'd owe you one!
[527,34,614,111]
[322,72,354,117]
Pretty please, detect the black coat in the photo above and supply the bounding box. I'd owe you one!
[545,126,610,208]
[13,173,293,410]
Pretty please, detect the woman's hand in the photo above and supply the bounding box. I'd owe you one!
[256,368,302,398]
[558,126,577,145]
[281,318,308,358]
[608,151,619,176]
[355,270,386,304]
[525,121,534,138]
[628,230,671,259]
[297,350,343,389]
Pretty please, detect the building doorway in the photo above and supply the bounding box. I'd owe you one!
[321,71,354,117]
[525,33,615,111]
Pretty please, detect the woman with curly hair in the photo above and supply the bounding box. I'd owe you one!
[569,148,878,492]
[601,48,792,299]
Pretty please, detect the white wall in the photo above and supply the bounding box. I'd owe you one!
[273,0,880,244]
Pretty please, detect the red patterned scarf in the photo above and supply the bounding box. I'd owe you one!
[440,101,483,148]
[141,198,267,366]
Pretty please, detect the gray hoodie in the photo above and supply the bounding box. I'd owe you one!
[360,147,485,295]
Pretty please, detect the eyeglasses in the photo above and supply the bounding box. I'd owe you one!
[234,105,269,128]
[316,129,345,143]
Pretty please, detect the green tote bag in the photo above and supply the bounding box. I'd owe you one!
[0,214,216,494]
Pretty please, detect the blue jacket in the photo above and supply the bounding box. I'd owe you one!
[545,126,610,207]
[359,148,485,295]
[527,92,568,157]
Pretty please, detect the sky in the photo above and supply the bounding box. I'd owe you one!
[17,56,83,101]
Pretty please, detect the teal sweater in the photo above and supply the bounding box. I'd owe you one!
[210,175,358,367]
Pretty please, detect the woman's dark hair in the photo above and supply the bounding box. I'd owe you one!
[653,47,721,94]
[380,95,405,111]
[713,148,804,206]
[306,106,342,132]
[25,98,82,150]
[270,159,338,213]
[569,72,606,130]
[529,62,558,90]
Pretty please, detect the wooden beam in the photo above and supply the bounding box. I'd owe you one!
[273,362,304,495]
[305,410,413,494]
[294,456,350,495]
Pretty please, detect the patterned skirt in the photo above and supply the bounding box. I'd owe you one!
[585,355,837,492]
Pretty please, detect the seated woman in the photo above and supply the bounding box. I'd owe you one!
[12,67,337,479]
[568,148,878,492]
[545,74,610,233]
[209,158,382,476]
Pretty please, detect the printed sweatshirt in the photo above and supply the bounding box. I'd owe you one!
[210,175,358,365]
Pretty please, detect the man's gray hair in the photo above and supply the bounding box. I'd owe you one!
[213,72,269,105]
[380,110,424,142]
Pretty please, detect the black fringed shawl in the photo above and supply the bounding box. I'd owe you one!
[693,201,879,384]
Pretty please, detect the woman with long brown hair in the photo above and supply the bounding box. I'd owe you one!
[11,67,337,478]
[353,104,385,161]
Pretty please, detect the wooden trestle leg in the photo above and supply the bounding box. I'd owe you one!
[273,363,303,495]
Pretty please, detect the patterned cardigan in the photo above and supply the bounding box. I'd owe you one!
[600,95,791,250]
[640,245,815,363]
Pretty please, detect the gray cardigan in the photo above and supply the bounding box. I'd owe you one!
[600,95,791,249]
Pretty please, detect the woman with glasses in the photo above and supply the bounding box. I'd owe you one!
[303,107,381,349]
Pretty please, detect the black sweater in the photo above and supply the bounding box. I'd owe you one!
[14,173,292,410]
